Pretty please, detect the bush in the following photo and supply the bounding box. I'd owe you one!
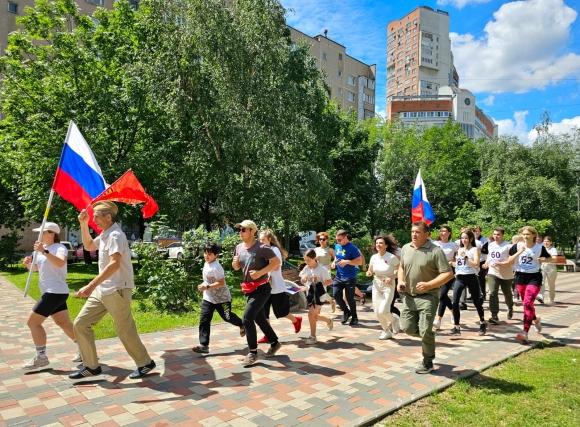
[0,230,22,268]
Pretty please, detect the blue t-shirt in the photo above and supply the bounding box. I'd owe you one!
[334,242,361,279]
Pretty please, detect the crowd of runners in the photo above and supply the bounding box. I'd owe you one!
[20,200,560,377]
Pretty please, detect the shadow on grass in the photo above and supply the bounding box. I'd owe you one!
[433,365,535,394]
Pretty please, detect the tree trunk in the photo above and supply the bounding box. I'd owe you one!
[139,214,145,240]
[284,218,291,253]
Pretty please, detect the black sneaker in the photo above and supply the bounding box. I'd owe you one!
[479,322,487,336]
[69,366,102,379]
[415,361,434,374]
[460,303,468,311]
[488,316,499,324]
[341,312,352,325]
[448,326,461,336]
[129,360,156,379]
[349,317,359,326]
[192,345,209,354]
[537,297,544,304]
[507,307,514,320]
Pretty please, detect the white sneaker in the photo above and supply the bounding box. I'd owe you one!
[534,317,542,333]
[305,336,317,345]
[516,331,529,343]
[433,318,441,330]
[72,352,82,363]
[22,355,49,370]
[379,330,393,340]
[391,315,400,335]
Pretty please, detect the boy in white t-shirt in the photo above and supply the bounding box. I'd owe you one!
[192,243,245,354]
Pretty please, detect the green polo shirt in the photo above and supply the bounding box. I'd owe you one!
[400,240,452,297]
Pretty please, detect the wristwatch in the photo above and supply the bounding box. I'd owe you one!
[44,249,49,254]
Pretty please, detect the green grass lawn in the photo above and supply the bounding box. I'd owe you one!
[377,343,580,426]
[1,262,247,340]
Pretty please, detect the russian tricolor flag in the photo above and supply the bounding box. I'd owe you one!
[411,169,435,225]
[52,121,107,230]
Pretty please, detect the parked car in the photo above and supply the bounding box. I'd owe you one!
[74,244,98,263]
[59,241,77,263]
[165,242,185,259]
[130,242,168,259]
[291,242,316,257]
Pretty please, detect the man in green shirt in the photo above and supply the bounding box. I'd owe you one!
[398,221,453,374]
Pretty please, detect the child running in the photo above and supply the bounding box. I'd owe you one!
[366,235,400,339]
[299,249,334,344]
[193,243,245,354]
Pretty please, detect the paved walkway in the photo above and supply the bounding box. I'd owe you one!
[1,273,579,427]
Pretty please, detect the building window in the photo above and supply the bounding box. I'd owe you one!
[423,49,433,55]
[129,0,139,10]
[348,92,355,102]
[364,94,375,104]
[339,53,343,60]
[323,53,327,61]
[85,0,105,6]
[338,71,343,77]
[338,88,343,94]
[421,57,433,64]
[7,1,18,13]
[348,75,356,86]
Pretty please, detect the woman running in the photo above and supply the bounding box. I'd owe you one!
[448,229,487,336]
[540,236,558,304]
[314,232,336,313]
[366,235,400,339]
[501,226,555,343]
[432,225,458,330]
[257,230,302,344]
[21,222,77,370]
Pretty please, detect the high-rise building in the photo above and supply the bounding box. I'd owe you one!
[290,27,377,120]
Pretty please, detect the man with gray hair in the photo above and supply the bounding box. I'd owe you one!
[69,201,155,379]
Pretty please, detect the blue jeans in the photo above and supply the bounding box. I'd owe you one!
[333,277,357,318]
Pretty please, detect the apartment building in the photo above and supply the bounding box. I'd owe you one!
[290,27,377,120]
[385,6,497,140]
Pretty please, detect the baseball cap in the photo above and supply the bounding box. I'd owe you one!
[92,200,119,214]
[33,222,60,234]
[234,220,257,231]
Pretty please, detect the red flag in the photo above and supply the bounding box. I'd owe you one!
[90,170,159,218]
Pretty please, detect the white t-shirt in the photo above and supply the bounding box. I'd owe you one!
[269,246,286,294]
[300,264,331,302]
[34,243,69,294]
[432,240,458,262]
[542,247,558,274]
[369,252,400,277]
[455,246,479,275]
[94,223,134,295]
[477,236,489,262]
[202,260,232,304]
[516,243,547,274]
[487,241,513,280]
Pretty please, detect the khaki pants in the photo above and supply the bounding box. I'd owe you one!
[400,293,438,364]
[73,288,151,368]
[540,269,558,302]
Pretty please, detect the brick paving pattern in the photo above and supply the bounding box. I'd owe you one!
[1,272,579,426]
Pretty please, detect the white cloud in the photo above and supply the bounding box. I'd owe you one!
[527,115,580,141]
[495,110,530,142]
[451,0,580,93]
[481,95,495,106]
[437,0,491,9]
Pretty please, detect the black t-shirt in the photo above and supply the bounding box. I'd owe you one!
[234,241,276,282]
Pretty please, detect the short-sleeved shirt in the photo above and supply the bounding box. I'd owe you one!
[400,240,452,297]
[269,246,286,294]
[202,260,231,304]
[34,243,69,294]
[300,264,331,301]
[432,240,458,262]
[94,222,134,295]
[541,247,558,274]
[234,241,276,283]
[334,241,361,279]
[487,241,514,280]
[513,243,551,274]
[369,252,400,278]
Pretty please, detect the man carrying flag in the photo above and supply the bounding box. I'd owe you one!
[69,201,156,379]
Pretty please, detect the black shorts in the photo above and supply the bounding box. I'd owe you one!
[32,292,69,317]
[264,292,290,319]
[514,271,542,287]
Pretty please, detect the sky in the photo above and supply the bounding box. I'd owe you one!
[282,0,580,143]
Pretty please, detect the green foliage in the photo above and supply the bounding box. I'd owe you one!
[0,231,22,267]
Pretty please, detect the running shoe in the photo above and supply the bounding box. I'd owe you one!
[69,366,102,379]
[341,312,352,325]
[327,318,334,331]
[349,317,359,326]
[507,307,514,320]
[391,315,400,335]
[379,330,393,340]
[257,335,270,344]
[330,299,336,313]
[242,353,259,366]
[265,342,282,358]
[72,352,82,363]
[537,296,544,304]
[516,331,529,343]
[129,360,156,379]
[192,345,209,354]
[305,336,317,345]
[534,317,542,333]
[488,316,499,325]
[432,318,441,330]
[22,355,49,370]
[293,316,303,334]
[415,361,434,374]
[478,322,487,336]
[448,326,461,336]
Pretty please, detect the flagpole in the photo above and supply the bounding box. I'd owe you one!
[23,121,74,297]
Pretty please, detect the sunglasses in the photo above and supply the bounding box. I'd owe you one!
[319,238,327,241]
